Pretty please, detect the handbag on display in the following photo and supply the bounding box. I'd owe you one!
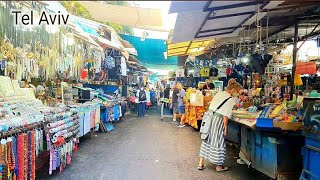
[199,97,232,140]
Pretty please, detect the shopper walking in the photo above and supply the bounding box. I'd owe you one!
[136,86,147,117]
[172,83,180,123]
[146,88,151,110]
[164,85,170,109]
[198,90,236,172]
[150,88,156,107]
[177,83,186,127]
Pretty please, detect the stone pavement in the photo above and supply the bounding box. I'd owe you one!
[37,108,269,180]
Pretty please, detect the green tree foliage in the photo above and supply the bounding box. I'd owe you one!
[60,1,134,35]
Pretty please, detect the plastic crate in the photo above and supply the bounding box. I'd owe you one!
[256,118,273,128]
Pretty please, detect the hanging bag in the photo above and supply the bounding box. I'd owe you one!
[199,97,232,140]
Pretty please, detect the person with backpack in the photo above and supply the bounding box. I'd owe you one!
[136,86,147,117]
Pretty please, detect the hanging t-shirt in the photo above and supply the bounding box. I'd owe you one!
[176,67,185,77]
[120,56,127,76]
[194,68,200,77]
[219,67,227,77]
[200,67,210,77]
[195,59,200,66]
[203,60,209,67]
[106,56,115,69]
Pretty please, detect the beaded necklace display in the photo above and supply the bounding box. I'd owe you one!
[27,132,32,180]
[31,131,35,180]
[13,137,18,179]
[17,134,24,180]
[0,140,6,180]
[23,133,28,180]
[6,138,15,179]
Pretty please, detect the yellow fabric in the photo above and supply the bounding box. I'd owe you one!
[294,73,303,86]
[166,40,214,57]
[185,104,208,129]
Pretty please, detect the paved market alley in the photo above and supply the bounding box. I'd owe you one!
[38,108,268,180]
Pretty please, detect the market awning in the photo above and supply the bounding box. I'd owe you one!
[119,39,138,56]
[169,1,284,43]
[78,1,168,32]
[128,55,140,64]
[120,34,178,70]
[69,15,130,59]
[166,40,214,57]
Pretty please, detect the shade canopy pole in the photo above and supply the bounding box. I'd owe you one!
[290,21,299,100]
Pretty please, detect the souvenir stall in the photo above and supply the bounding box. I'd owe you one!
[0,75,83,178]
[221,54,307,179]
[0,2,133,178]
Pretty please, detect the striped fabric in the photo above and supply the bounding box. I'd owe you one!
[199,113,226,166]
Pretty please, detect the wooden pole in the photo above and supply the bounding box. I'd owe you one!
[290,22,299,100]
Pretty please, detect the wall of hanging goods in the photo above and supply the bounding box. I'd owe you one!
[0,1,133,179]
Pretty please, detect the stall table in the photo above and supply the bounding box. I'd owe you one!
[227,112,304,179]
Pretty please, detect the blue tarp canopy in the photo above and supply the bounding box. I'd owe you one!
[120,34,178,70]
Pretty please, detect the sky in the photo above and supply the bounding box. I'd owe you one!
[129,1,177,40]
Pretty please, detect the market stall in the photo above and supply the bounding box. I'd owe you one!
[0,1,143,178]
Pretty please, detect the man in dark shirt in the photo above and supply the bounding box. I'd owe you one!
[172,83,180,123]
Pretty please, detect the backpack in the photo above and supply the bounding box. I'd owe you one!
[139,90,146,101]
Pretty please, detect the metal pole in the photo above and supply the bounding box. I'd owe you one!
[290,22,299,100]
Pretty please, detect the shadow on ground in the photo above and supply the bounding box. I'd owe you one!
[37,107,269,180]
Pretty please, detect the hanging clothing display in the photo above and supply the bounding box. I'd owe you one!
[106,56,115,69]
[120,56,127,76]
[194,68,200,78]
